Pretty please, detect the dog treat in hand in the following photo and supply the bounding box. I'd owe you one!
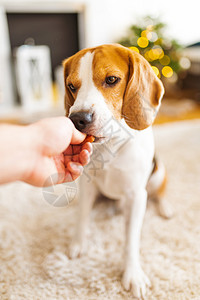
[79,135,95,145]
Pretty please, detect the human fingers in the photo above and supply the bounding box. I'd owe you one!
[33,117,86,156]
[79,149,91,166]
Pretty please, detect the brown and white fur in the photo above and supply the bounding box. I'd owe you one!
[63,44,172,298]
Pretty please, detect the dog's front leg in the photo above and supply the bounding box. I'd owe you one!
[122,189,151,298]
[69,175,98,259]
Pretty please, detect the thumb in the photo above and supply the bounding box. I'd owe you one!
[71,125,87,144]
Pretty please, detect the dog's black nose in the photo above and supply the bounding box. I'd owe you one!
[69,112,93,131]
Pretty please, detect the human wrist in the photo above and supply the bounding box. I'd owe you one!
[17,123,42,183]
[0,123,39,184]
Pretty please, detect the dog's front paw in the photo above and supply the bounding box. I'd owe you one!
[122,266,151,299]
[68,240,85,259]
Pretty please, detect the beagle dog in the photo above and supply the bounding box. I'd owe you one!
[63,44,171,298]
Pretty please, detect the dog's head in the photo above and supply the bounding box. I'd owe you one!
[63,44,164,142]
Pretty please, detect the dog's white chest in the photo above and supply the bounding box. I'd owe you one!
[90,126,155,200]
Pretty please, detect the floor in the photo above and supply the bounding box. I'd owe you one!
[155,97,200,125]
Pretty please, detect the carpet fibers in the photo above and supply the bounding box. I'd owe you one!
[0,120,200,300]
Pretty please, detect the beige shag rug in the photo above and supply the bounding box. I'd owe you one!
[0,120,200,300]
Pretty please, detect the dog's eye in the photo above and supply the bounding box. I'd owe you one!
[105,76,119,85]
[68,83,76,93]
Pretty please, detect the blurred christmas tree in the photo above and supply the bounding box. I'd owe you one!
[118,16,184,80]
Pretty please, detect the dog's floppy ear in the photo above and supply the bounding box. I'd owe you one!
[63,57,74,117]
[122,49,164,130]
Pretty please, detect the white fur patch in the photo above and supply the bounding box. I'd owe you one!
[69,52,112,128]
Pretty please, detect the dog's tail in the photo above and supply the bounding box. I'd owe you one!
[147,156,173,218]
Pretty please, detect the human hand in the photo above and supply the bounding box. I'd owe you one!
[23,117,92,187]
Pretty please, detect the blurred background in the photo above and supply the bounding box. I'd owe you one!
[0,0,199,124]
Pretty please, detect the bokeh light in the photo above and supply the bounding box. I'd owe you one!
[160,55,170,65]
[179,57,191,69]
[118,16,184,80]
[162,66,173,78]
[153,46,164,59]
[147,47,164,61]
[144,50,150,61]
[141,29,158,42]
[154,38,162,45]
[147,24,153,31]
[129,46,140,53]
[167,72,178,83]
[148,49,155,61]
[147,31,158,42]
[141,30,149,38]
[137,37,149,48]
[162,40,172,49]
[151,66,160,77]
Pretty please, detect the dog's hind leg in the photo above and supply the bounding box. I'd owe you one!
[147,156,174,219]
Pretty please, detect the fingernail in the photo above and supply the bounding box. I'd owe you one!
[70,163,83,172]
